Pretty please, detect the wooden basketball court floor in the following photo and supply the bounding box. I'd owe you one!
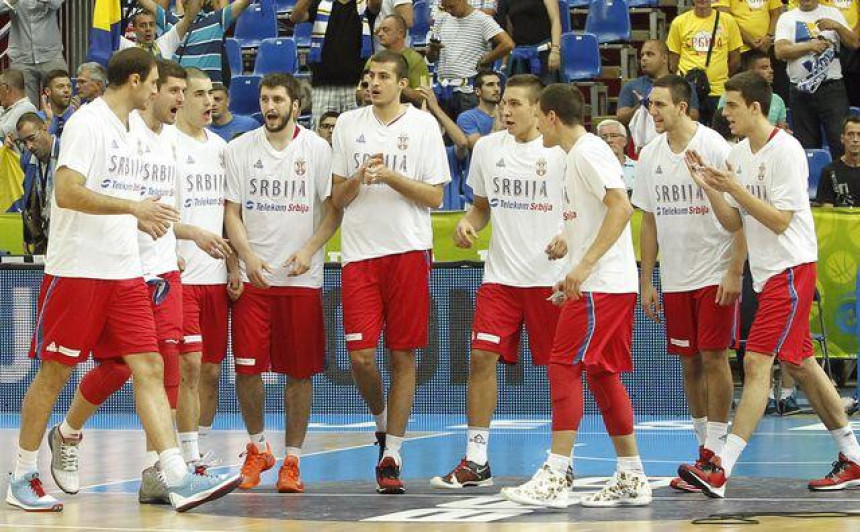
[2,413,860,531]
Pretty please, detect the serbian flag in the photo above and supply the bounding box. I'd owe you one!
[85,0,123,67]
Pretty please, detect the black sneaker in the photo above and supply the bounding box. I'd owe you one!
[376,456,405,494]
[765,398,779,415]
[779,395,801,415]
[430,458,493,489]
[374,432,386,463]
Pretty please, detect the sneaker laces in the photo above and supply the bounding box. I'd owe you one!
[825,459,850,480]
[28,474,47,498]
[194,451,222,475]
[378,459,399,480]
[240,447,267,476]
[59,440,79,472]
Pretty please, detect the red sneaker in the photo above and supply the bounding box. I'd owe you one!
[671,447,713,493]
[808,454,860,491]
[678,454,727,498]
[376,457,405,494]
[238,442,276,490]
[276,455,305,493]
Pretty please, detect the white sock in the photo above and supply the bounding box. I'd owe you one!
[465,427,490,466]
[374,407,387,433]
[199,425,211,441]
[285,446,302,461]
[382,434,403,466]
[705,422,729,454]
[159,448,188,487]
[830,426,860,464]
[780,387,796,400]
[692,417,708,446]
[60,419,82,439]
[178,432,200,463]
[545,452,570,474]
[249,432,267,453]
[144,450,159,469]
[617,455,644,474]
[14,447,39,480]
[718,434,747,477]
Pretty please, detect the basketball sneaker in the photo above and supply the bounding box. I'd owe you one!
[167,469,242,512]
[678,454,727,498]
[276,456,305,493]
[581,470,652,507]
[500,465,568,508]
[808,454,860,491]
[5,472,63,512]
[138,465,170,505]
[238,442,275,489]
[374,431,386,463]
[48,425,81,494]
[430,458,493,489]
[671,446,711,493]
[376,456,405,494]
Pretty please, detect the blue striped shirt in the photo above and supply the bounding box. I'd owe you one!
[156,6,235,82]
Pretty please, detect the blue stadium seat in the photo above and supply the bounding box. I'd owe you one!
[560,32,601,81]
[442,146,471,210]
[850,106,860,117]
[806,148,832,201]
[585,0,631,43]
[233,0,278,48]
[225,38,243,76]
[253,37,298,75]
[559,0,571,33]
[229,75,262,115]
[411,0,431,48]
[294,21,312,48]
[569,0,589,7]
[627,0,658,6]
[275,0,296,14]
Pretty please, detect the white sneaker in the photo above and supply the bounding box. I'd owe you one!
[500,465,569,508]
[581,470,652,507]
[48,425,81,494]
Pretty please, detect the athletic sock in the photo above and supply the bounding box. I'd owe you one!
[545,453,571,474]
[178,432,200,463]
[617,455,644,474]
[249,432,267,453]
[14,447,39,480]
[144,450,159,469]
[465,427,490,466]
[830,426,860,464]
[374,407,387,433]
[719,434,747,477]
[159,448,188,487]
[705,422,729,454]
[382,434,403,466]
[692,417,708,447]
[59,419,82,440]
[285,446,302,462]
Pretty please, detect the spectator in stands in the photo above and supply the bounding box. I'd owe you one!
[427,0,513,119]
[291,0,373,123]
[73,63,107,107]
[667,0,742,124]
[418,85,470,155]
[119,0,201,60]
[209,82,260,142]
[15,112,57,255]
[716,50,787,128]
[316,110,339,145]
[455,70,503,154]
[0,70,38,142]
[816,116,860,207]
[597,119,636,193]
[370,0,414,50]
[775,0,857,160]
[0,0,68,106]
[497,0,561,83]
[369,15,430,105]
[356,71,374,106]
[714,0,782,61]
[37,70,73,138]
[617,40,701,150]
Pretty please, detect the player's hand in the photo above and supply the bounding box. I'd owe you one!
[192,227,232,259]
[560,261,594,302]
[716,270,742,306]
[453,218,478,248]
[684,150,712,191]
[177,256,187,272]
[134,196,180,240]
[545,234,567,260]
[685,150,739,193]
[227,271,244,301]
[285,246,313,276]
[809,38,831,55]
[244,254,272,289]
[364,158,394,185]
[640,281,662,323]
[354,154,382,183]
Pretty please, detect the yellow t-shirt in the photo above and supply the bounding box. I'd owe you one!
[667,10,743,96]
[712,0,783,52]
[787,0,859,29]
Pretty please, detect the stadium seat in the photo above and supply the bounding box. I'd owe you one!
[411,0,431,48]
[294,21,312,48]
[560,32,601,81]
[225,38,243,77]
[275,0,296,14]
[585,0,631,43]
[850,106,860,117]
[627,0,658,6]
[233,0,278,48]
[569,0,589,7]
[229,75,262,115]
[442,146,470,210]
[805,148,831,201]
[253,37,298,75]
[559,0,571,33]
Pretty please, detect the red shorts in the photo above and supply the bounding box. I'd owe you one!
[471,283,561,365]
[746,263,816,365]
[181,284,229,364]
[662,285,736,356]
[150,271,183,346]
[342,250,431,351]
[30,275,158,365]
[231,284,326,377]
[550,292,636,374]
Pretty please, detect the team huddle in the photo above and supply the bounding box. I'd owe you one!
[7,45,860,514]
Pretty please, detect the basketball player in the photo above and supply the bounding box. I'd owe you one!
[6,48,240,513]
[224,72,339,493]
[680,71,860,497]
[431,74,567,489]
[632,74,742,493]
[502,84,651,508]
[331,50,450,494]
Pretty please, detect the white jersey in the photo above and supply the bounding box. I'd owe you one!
[130,112,180,277]
[562,133,638,294]
[46,98,145,280]
[175,126,229,285]
[225,126,333,288]
[467,131,566,287]
[331,105,451,264]
[725,129,817,292]
[631,125,734,292]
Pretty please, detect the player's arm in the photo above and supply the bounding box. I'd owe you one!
[367,162,445,208]
[684,150,744,232]
[225,250,243,300]
[638,210,661,322]
[331,173,361,209]
[453,195,490,248]
[224,200,271,288]
[173,222,232,259]
[54,167,179,239]
[716,229,746,305]
[285,198,343,275]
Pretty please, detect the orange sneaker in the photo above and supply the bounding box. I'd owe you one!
[276,455,305,493]
[239,442,276,490]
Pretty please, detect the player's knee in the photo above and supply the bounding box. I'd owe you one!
[587,371,634,436]
[701,350,729,371]
[349,350,377,373]
[180,356,201,386]
[38,361,76,390]
[127,353,165,383]
[680,354,705,377]
[549,363,583,431]
[200,362,221,384]
[742,353,773,381]
[469,351,498,379]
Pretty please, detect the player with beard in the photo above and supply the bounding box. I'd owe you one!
[224,73,339,493]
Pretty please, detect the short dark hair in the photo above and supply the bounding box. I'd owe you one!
[43,70,70,89]
[1,69,26,91]
[474,70,500,90]
[504,74,544,103]
[642,39,669,57]
[259,72,302,102]
[843,115,860,132]
[724,71,771,116]
[383,14,408,35]
[211,81,228,94]
[16,112,45,131]
[652,74,692,106]
[156,59,186,89]
[131,8,156,25]
[107,47,158,87]
[742,50,770,72]
[539,83,584,126]
[319,110,340,122]
[369,50,409,80]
